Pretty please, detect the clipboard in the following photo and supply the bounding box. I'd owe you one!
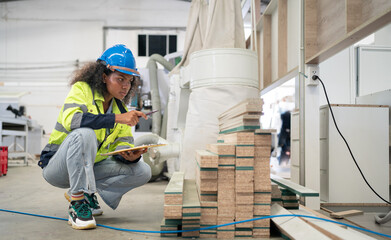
[100,144,167,156]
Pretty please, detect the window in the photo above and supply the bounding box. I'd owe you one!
[138,34,177,57]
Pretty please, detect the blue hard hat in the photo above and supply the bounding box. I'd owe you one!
[98,44,140,77]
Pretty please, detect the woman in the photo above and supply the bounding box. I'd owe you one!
[38,44,151,230]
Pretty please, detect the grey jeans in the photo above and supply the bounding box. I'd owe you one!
[42,128,151,209]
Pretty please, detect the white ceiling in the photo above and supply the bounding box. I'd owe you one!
[1,0,192,27]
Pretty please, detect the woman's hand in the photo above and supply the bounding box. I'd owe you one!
[118,148,148,162]
[115,110,147,126]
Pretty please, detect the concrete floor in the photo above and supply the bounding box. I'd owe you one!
[1,163,391,240]
[0,164,168,240]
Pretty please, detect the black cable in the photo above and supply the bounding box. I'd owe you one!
[312,75,391,205]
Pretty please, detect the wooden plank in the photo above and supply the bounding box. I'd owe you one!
[292,206,376,240]
[254,192,271,204]
[219,114,260,127]
[346,0,363,32]
[330,210,364,219]
[263,14,272,87]
[196,166,218,192]
[200,201,217,225]
[271,174,319,197]
[207,143,236,156]
[254,129,276,146]
[218,156,235,166]
[219,116,261,132]
[182,183,201,239]
[164,172,184,205]
[347,0,391,33]
[196,150,218,168]
[254,146,271,157]
[317,0,346,55]
[271,204,331,240]
[165,172,185,195]
[164,204,182,219]
[236,146,254,157]
[222,132,255,145]
[304,0,318,62]
[219,119,260,132]
[306,4,391,64]
[218,166,235,218]
[218,98,263,122]
[328,103,389,108]
[278,0,287,78]
[219,125,261,134]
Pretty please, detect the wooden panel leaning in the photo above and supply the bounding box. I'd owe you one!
[164,172,184,219]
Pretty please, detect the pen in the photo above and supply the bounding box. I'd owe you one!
[145,110,158,116]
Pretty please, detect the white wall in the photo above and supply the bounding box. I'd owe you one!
[0,0,190,134]
[318,22,391,107]
[106,29,186,69]
[318,48,353,106]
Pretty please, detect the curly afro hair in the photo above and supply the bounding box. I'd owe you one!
[69,61,140,105]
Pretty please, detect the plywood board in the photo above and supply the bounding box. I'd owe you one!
[271,204,330,239]
[199,191,218,202]
[222,132,255,145]
[254,146,271,157]
[219,98,263,121]
[196,150,219,168]
[236,157,254,167]
[278,0,288,78]
[271,174,319,197]
[263,14,272,87]
[254,192,271,204]
[164,172,184,205]
[164,204,182,219]
[207,143,236,156]
[291,207,375,240]
[236,146,255,157]
[330,210,363,219]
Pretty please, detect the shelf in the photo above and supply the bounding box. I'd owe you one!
[8,152,27,159]
[305,0,391,64]
[1,130,27,136]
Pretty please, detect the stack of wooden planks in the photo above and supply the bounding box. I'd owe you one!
[162,171,184,238]
[161,99,275,239]
[192,98,274,239]
[253,129,274,238]
[207,142,236,238]
[162,172,202,238]
[281,189,299,209]
[196,149,219,237]
[271,182,283,206]
[182,180,201,238]
[218,98,263,134]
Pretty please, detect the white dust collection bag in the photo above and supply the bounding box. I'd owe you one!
[180,48,259,179]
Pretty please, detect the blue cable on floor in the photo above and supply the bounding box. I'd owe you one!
[1,208,390,238]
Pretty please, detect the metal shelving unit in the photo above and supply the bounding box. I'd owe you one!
[0,117,28,165]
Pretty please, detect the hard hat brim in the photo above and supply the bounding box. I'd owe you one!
[107,64,140,77]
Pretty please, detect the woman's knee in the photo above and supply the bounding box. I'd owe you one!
[137,161,152,184]
[70,128,97,145]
